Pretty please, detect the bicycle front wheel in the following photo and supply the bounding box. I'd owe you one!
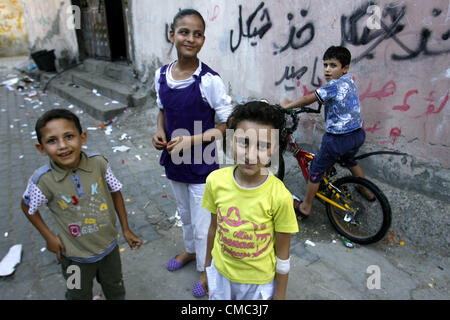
[325,176,391,244]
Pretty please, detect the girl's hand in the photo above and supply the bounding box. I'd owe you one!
[152,131,167,150]
[123,230,143,250]
[272,289,286,300]
[167,136,192,155]
[46,235,66,263]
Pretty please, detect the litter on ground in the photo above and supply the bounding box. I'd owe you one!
[169,210,182,228]
[112,146,130,153]
[305,240,316,247]
[0,244,22,277]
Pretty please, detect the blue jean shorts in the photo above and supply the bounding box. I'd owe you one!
[309,128,365,183]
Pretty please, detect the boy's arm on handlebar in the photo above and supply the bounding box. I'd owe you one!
[300,103,322,114]
[280,93,318,110]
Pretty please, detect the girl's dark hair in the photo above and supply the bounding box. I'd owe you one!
[171,8,206,31]
[323,46,351,67]
[226,101,287,154]
[35,108,83,144]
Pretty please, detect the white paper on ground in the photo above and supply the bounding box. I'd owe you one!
[305,240,316,247]
[112,145,130,153]
[1,78,19,86]
[0,244,22,276]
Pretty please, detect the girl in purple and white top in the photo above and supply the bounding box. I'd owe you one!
[151,9,233,298]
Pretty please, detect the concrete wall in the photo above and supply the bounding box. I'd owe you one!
[20,0,78,69]
[132,0,450,199]
[0,0,29,56]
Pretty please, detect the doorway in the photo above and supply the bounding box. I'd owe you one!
[105,0,127,61]
[73,0,128,61]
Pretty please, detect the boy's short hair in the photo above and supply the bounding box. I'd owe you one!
[35,109,83,144]
[323,46,352,67]
[171,8,206,31]
[226,101,287,153]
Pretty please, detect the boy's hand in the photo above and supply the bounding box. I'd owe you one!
[123,230,143,250]
[46,235,66,263]
[152,131,167,150]
[280,98,292,109]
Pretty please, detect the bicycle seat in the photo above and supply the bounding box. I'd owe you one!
[336,154,352,167]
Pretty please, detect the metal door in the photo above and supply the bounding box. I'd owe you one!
[79,0,111,60]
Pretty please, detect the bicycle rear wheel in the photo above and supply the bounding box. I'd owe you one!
[325,176,391,244]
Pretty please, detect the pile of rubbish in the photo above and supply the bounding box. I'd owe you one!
[0,74,39,93]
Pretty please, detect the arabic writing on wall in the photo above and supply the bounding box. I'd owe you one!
[154,0,449,165]
[223,1,449,151]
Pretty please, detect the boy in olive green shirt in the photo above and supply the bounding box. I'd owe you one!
[21,109,142,300]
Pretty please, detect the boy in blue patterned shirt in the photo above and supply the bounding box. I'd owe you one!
[281,46,373,218]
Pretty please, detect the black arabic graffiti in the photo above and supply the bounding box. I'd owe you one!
[391,5,450,60]
[275,57,323,91]
[341,1,405,61]
[341,1,450,62]
[275,65,308,90]
[273,9,315,55]
[229,2,272,53]
[229,4,315,55]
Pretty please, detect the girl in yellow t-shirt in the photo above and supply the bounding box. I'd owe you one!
[200,101,299,300]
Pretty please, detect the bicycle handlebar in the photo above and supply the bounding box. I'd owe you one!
[283,104,322,115]
[282,104,322,134]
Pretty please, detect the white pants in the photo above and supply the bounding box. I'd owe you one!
[206,259,275,300]
[170,180,211,272]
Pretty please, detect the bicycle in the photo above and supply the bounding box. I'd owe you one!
[274,106,394,245]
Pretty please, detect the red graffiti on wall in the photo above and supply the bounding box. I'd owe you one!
[297,82,318,96]
[294,78,446,146]
[379,127,402,145]
[207,5,220,22]
[356,78,448,145]
[363,120,383,134]
[359,80,396,102]
[414,92,449,118]
[392,89,418,111]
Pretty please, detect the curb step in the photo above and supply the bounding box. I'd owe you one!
[82,59,136,84]
[47,77,127,121]
[39,59,148,121]
[71,69,132,106]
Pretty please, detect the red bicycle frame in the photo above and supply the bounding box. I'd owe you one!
[286,133,315,181]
